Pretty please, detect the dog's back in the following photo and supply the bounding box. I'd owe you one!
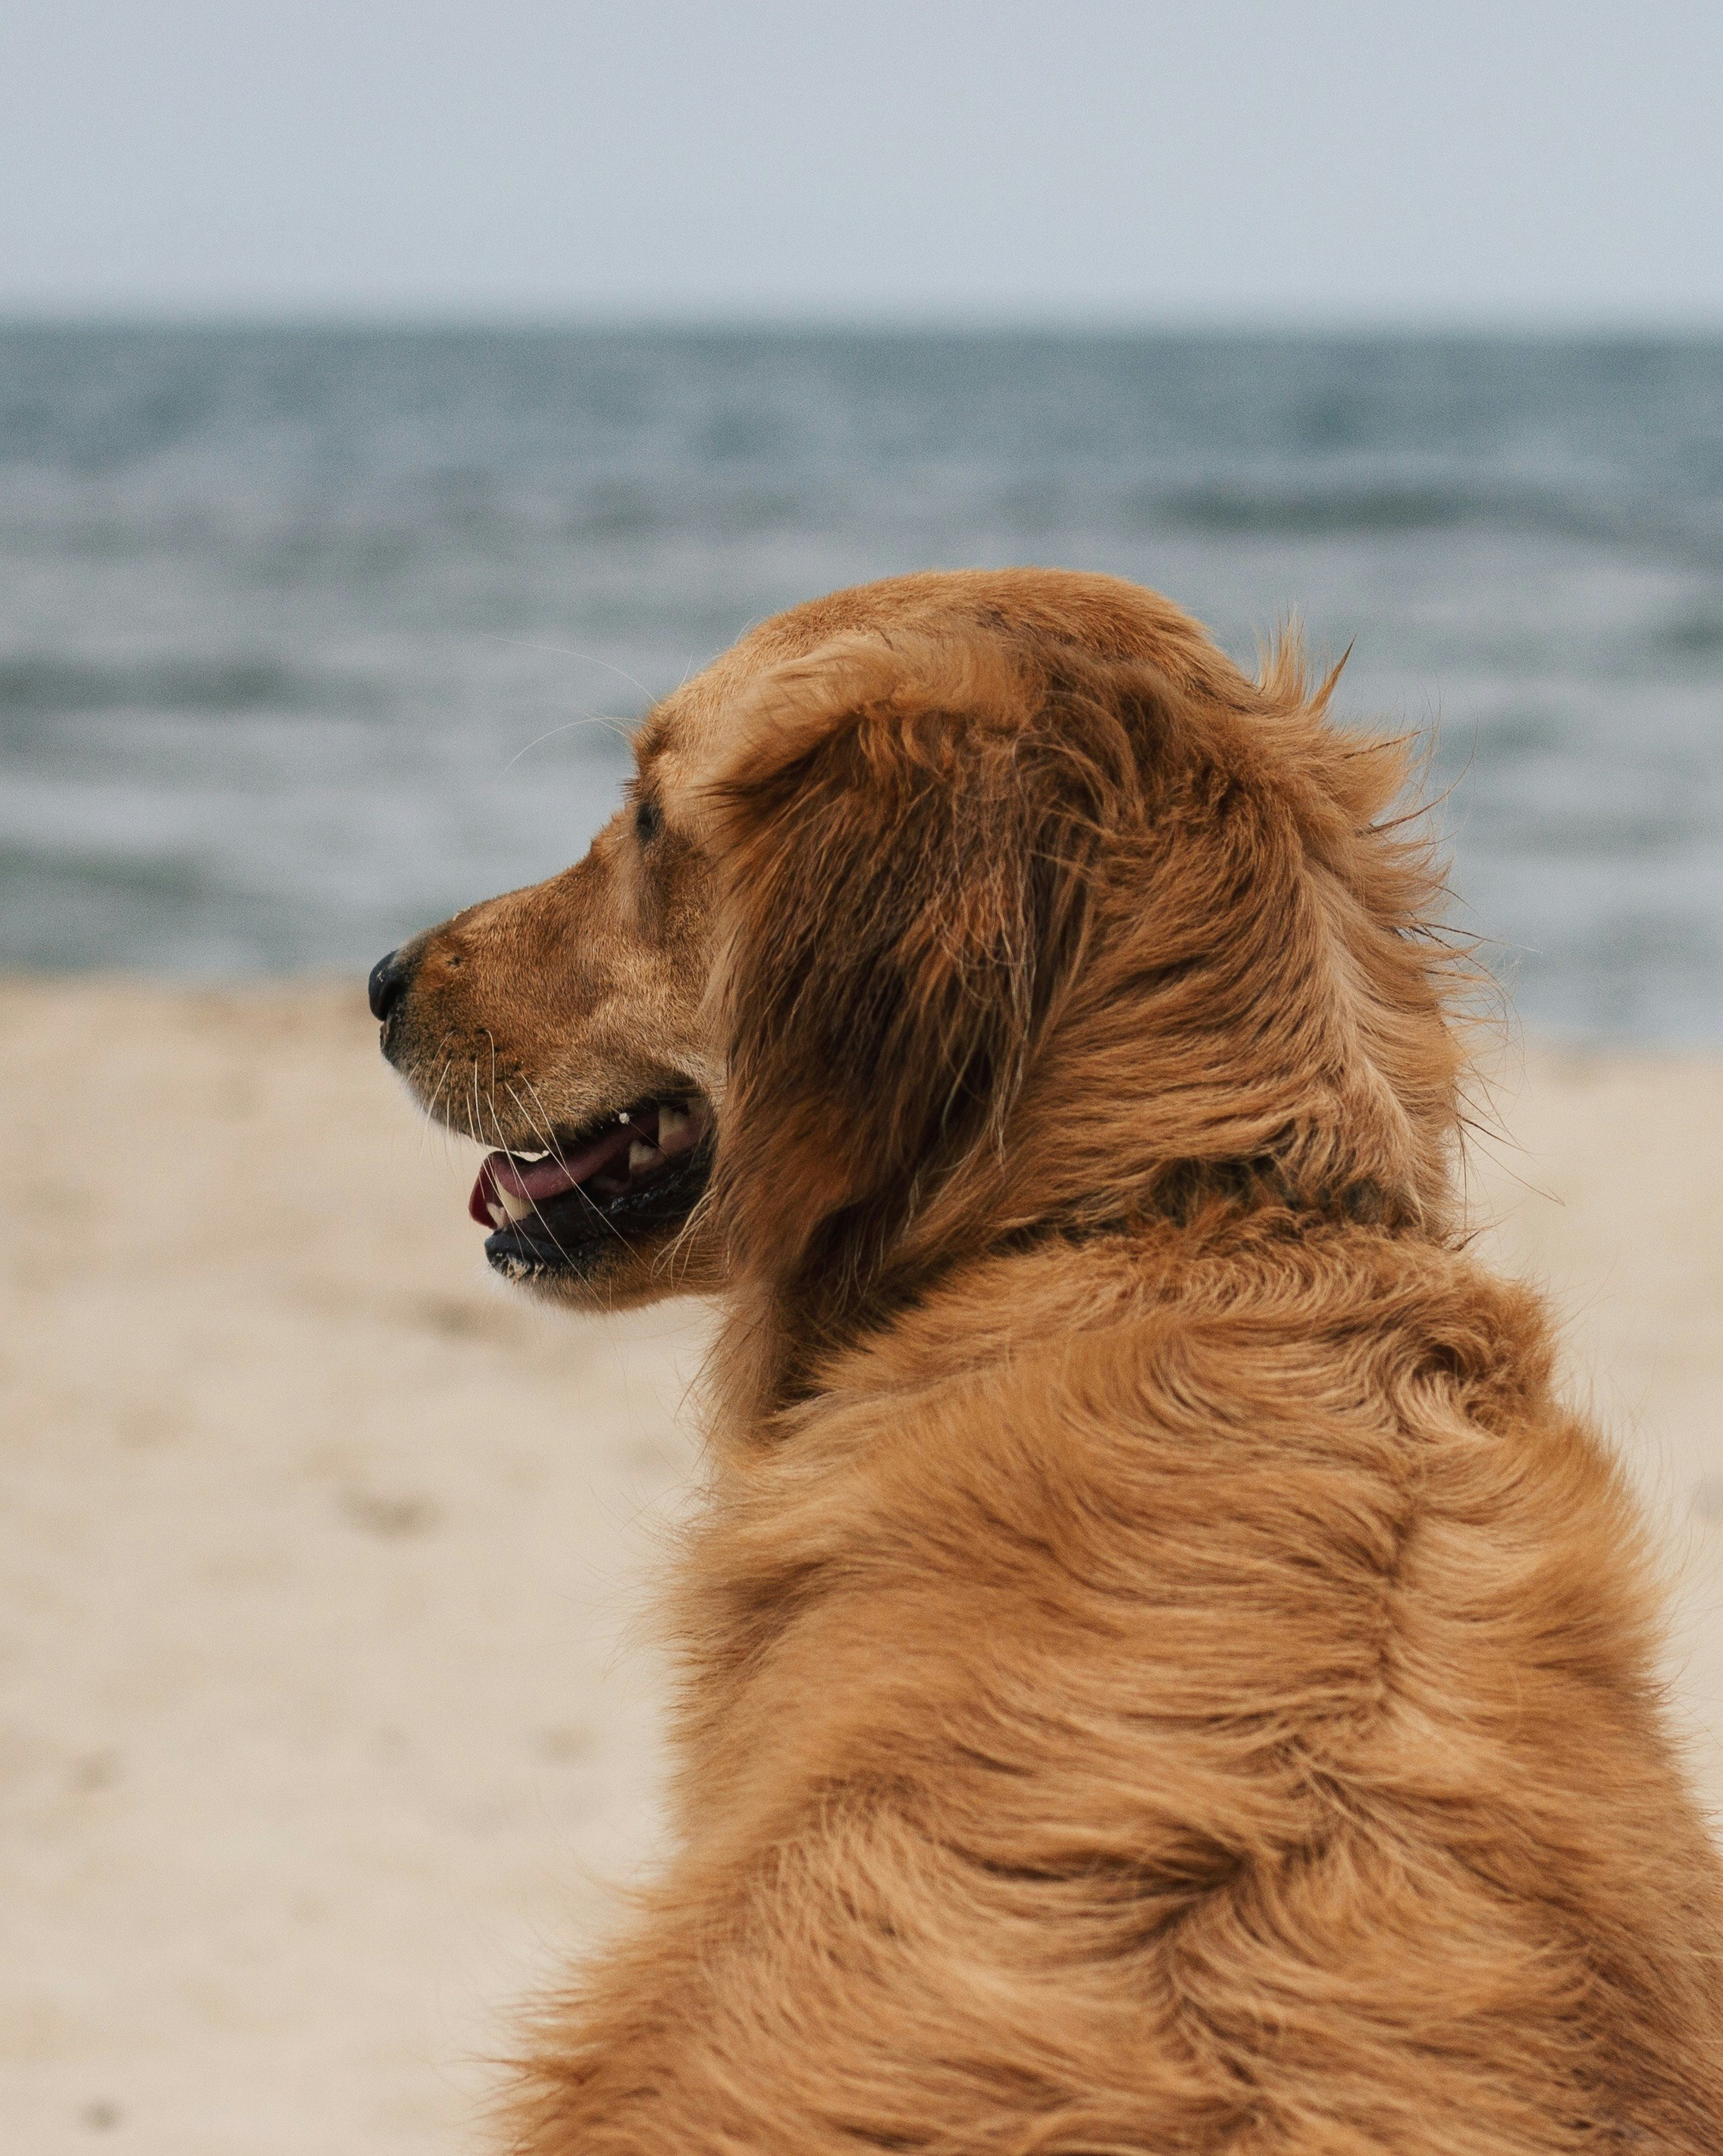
[508,1222,1723,2152]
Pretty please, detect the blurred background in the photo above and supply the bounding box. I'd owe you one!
[3,0,1721,1032]
[5,9,1723,2155]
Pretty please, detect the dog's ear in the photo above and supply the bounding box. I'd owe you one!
[697,631,1132,1287]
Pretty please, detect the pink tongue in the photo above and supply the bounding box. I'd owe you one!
[468,1122,635,1226]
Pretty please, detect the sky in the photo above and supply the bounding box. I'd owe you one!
[3,1,1721,324]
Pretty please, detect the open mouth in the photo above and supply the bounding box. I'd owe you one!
[468,1094,713,1280]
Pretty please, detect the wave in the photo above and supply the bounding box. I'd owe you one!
[0,654,383,718]
[1158,480,1627,540]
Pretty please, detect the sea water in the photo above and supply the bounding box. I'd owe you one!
[2,326,1719,1037]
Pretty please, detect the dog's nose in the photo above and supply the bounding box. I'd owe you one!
[368,947,412,1022]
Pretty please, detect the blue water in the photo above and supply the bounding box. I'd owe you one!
[2,326,1720,1037]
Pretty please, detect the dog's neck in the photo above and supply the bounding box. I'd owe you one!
[708,1171,1444,1437]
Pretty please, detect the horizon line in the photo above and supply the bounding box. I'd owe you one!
[4,302,1723,340]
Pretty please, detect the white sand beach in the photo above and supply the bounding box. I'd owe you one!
[3,979,1721,2154]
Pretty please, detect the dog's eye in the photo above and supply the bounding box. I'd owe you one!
[634,796,662,846]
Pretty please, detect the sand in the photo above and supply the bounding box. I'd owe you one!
[2,978,1721,2154]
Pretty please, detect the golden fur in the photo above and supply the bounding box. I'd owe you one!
[383,570,1723,2151]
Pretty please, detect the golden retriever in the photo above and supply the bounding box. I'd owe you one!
[374,570,1723,2153]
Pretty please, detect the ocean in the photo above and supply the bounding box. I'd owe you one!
[2,325,1719,1038]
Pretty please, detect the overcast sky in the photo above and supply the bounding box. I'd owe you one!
[4,1,1721,324]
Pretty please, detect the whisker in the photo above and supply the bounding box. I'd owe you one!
[416,1053,452,1160]
[501,712,638,773]
[479,631,653,706]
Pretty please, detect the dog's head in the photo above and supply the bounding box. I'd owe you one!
[378,569,1465,1340]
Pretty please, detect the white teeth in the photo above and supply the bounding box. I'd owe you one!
[497,1184,536,1222]
[617,1109,631,1124]
[657,1103,689,1146]
[628,1137,660,1175]
[486,1200,508,1230]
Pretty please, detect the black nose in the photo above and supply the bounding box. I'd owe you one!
[368,947,412,1022]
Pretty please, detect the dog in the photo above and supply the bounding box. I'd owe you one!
[374,570,1723,2152]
